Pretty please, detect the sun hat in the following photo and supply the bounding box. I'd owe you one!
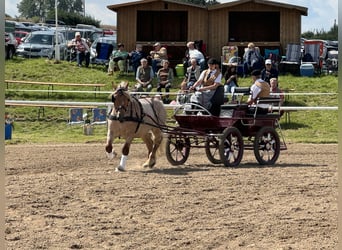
[75,32,81,37]
[153,42,161,47]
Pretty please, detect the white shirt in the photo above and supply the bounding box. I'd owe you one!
[189,49,204,60]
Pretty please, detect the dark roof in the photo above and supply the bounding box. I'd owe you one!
[108,0,307,16]
[107,0,207,12]
[208,0,308,16]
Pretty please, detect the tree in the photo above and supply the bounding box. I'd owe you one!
[17,0,84,21]
[301,21,338,41]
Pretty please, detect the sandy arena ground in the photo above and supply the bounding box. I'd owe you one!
[5,142,337,249]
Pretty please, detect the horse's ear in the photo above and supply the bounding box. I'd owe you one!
[119,81,129,90]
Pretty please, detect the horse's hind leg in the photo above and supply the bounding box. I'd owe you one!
[141,133,154,168]
[145,130,163,168]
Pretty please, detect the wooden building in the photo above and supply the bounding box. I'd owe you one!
[107,0,307,63]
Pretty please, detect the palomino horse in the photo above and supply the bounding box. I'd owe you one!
[105,82,167,171]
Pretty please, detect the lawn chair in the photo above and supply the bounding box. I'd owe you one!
[221,45,242,76]
[302,40,326,75]
[278,43,302,75]
[92,108,108,125]
[94,42,114,65]
[68,108,84,125]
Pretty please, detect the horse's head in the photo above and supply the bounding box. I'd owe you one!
[111,84,131,122]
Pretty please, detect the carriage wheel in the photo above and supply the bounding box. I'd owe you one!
[253,127,280,165]
[205,136,222,164]
[219,127,244,167]
[165,135,190,165]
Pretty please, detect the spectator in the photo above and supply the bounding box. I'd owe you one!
[68,32,90,67]
[223,65,238,95]
[261,59,279,84]
[189,58,222,110]
[108,43,129,75]
[270,77,284,105]
[156,59,174,104]
[150,42,168,74]
[185,41,206,71]
[133,58,154,93]
[180,58,201,90]
[243,42,263,77]
[128,44,146,76]
[247,69,270,114]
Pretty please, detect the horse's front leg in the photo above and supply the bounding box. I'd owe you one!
[105,121,117,159]
[117,138,133,172]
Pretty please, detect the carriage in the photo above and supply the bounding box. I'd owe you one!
[164,87,287,167]
[107,82,286,171]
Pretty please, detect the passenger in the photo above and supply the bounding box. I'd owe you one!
[270,77,284,105]
[261,59,279,84]
[128,44,146,76]
[68,32,90,67]
[150,42,168,74]
[108,43,129,75]
[247,69,270,114]
[189,58,222,110]
[133,58,154,93]
[156,59,174,104]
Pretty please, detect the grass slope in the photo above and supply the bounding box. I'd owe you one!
[5,57,338,144]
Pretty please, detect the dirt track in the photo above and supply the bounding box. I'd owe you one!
[5,143,337,249]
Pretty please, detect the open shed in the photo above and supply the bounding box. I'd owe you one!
[107,0,307,63]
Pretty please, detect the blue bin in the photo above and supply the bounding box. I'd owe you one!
[5,123,12,140]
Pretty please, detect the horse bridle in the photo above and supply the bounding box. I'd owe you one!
[113,88,129,113]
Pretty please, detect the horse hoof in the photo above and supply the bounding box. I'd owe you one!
[115,166,126,172]
[106,152,117,160]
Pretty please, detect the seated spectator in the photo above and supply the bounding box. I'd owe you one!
[184,41,206,71]
[108,43,129,75]
[223,64,238,95]
[156,59,174,104]
[133,58,154,93]
[150,42,168,74]
[243,42,263,77]
[189,58,222,110]
[270,77,284,105]
[261,59,279,84]
[128,44,146,76]
[68,32,90,67]
[180,58,201,90]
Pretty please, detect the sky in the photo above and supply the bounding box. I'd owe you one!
[5,0,338,32]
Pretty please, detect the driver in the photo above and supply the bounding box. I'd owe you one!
[247,69,270,114]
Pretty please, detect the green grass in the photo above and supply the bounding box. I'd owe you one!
[5,57,338,144]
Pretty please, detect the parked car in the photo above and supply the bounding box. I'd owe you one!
[16,30,68,60]
[13,30,29,45]
[89,35,117,65]
[5,32,18,59]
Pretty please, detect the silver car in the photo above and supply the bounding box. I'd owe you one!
[16,30,67,59]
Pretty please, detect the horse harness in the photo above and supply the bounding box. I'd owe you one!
[108,90,161,133]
